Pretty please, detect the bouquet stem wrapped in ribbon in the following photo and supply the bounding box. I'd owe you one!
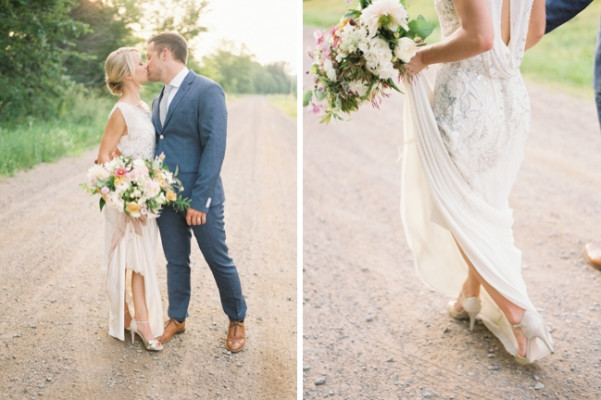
[304,0,436,123]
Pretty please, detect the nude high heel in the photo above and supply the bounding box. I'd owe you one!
[124,307,132,333]
[512,310,554,365]
[130,320,163,351]
[448,296,481,331]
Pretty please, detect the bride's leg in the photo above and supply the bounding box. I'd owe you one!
[131,271,153,341]
[455,244,527,356]
[454,268,480,312]
[453,243,481,312]
[467,265,527,356]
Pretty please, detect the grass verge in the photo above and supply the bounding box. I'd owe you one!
[267,94,297,119]
[0,91,113,177]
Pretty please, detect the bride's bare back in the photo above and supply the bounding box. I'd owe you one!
[501,0,511,45]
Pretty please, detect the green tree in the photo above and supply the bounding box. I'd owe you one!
[141,0,209,41]
[62,0,137,89]
[199,43,294,95]
[0,0,87,120]
[265,62,294,94]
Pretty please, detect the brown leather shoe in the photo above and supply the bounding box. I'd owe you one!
[226,321,245,353]
[156,319,185,343]
[586,243,601,270]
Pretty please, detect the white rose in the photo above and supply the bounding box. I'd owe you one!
[323,58,337,82]
[115,180,130,194]
[363,37,396,80]
[87,164,110,186]
[360,0,409,37]
[107,192,124,211]
[395,37,417,63]
[145,180,161,198]
[339,24,368,55]
[348,80,369,97]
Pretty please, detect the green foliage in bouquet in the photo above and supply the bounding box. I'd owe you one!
[82,155,190,219]
[304,0,436,124]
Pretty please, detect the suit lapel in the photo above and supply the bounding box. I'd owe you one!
[162,71,195,129]
[152,89,163,134]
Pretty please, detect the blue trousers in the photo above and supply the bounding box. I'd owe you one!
[157,204,247,322]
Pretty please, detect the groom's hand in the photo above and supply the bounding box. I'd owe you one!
[186,208,207,226]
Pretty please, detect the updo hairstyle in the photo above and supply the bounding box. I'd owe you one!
[104,47,139,95]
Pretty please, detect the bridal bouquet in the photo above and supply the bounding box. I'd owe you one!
[82,153,189,218]
[304,0,436,123]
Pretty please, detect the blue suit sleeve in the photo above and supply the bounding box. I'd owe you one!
[190,83,227,213]
[545,0,593,33]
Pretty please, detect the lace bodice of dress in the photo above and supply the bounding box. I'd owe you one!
[434,0,460,39]
[430,0,533,204]
[110,101,156,160]
[434,0,534,78]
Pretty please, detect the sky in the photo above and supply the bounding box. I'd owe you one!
[193,0,297,72]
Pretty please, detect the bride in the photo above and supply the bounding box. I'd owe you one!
[400,0,553,363]
[95,47,164,351]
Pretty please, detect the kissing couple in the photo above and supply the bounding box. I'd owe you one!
[93,32,247,352]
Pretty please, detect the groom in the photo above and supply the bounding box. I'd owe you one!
[146,32,247,352]
[545,0,601,268]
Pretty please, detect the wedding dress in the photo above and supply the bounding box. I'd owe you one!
[401,0,552,361]
[102,101,164,341]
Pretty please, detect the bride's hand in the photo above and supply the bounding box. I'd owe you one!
[402,50,427,81]
[110,148,121,160]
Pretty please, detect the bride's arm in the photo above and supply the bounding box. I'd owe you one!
[96,108,127,164]
[525,0,546,50]
[404,0,494,76]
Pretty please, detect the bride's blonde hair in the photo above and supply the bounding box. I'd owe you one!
[104,47,139,95]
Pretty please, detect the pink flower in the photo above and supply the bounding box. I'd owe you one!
[314,30,325,46]
[309,101,324,115]
[100,186,110,195]
[333,36,341,48]
[329,26,337,38]
[158,152,165,162]
[114,167,127,177]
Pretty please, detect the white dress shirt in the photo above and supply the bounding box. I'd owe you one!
[163,66,189,109]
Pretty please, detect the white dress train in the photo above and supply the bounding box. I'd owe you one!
[401,0,552,361]
[102,101,164,341]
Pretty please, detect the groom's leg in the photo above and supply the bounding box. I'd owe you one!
[192,204,247,322]
[157,207,192,322]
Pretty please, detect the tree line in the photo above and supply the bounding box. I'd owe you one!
[0,0,294,124]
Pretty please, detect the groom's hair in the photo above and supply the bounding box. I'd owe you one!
[148,32,188,65]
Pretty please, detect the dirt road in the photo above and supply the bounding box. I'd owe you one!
[0,96,297,399]
[303,28,601,399]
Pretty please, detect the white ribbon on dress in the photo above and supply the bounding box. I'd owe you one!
[108,213,147,274]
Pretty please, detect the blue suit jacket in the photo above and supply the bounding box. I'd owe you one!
[152,71,227,213]
[545,0,593,33]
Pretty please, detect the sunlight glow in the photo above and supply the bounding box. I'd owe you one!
[194,0,296,71]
